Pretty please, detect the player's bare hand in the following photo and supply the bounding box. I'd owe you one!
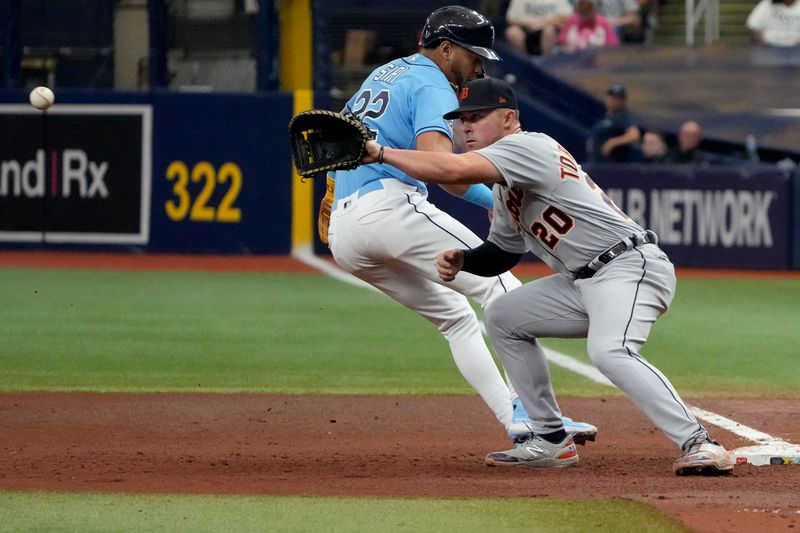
[437,249,465,282]
[363,140,381,164]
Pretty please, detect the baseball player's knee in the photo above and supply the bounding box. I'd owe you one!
[484,273,523,307]
[437,307,480,340]
[468,273,521,310]
[586,339,629,372]
[484,297,515,338]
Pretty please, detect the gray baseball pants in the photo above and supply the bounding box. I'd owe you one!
[484,244,704,448]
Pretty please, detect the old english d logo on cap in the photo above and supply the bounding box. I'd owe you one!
[444,77,519,119]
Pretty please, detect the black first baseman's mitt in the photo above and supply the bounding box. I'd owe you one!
[288,110,373,177]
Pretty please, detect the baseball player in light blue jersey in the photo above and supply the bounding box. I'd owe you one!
[360,77,735,475]
[325,6,597,445]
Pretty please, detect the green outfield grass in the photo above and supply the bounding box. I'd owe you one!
[0,491,688,533]
[0,268,798,396]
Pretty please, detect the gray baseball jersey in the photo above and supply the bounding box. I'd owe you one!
[475,131,707,451]
[477,132,644,274]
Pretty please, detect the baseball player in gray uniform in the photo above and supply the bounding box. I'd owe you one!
[360,77,734,475]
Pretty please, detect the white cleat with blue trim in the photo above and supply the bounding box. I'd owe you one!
[508,399,598,445]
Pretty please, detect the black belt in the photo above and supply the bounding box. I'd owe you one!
[575,230,658,280]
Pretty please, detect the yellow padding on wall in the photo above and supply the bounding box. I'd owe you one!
[291,89,314,250]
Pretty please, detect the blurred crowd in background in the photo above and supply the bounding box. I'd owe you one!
[494,0,800,57]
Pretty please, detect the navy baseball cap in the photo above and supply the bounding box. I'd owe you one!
[443,77,518,119]
[607,84,626,98]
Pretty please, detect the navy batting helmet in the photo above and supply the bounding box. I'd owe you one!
[418,6,500,61]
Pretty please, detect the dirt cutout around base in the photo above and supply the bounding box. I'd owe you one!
[1,393,798,533]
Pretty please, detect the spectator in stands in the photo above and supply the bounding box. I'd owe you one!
[664,120,710,165]
[641,130,668,163]
[633,0,661,44]
[587,84,641,162]
[504,0,573,56]
[557,0,620,53]
[596,0,644,42]
[746,0,800,47]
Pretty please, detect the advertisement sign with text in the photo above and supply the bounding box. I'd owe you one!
[0,105,151,244]
[586,165,791,269]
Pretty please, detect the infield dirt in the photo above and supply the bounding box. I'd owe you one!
[0,393,798,532]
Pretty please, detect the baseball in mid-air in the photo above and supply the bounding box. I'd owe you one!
[29,86,55,110]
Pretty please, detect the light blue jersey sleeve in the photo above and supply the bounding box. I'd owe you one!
[333,54,458,203]
[411,84,457,141]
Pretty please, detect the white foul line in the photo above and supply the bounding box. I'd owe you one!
[540,346,615,387]
[293,249,800,464]
[293,246,376,291]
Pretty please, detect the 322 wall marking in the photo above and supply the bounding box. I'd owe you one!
[165,161,242,223]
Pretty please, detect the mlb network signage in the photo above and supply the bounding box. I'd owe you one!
[586,165,793,269]
[0,105,151,244]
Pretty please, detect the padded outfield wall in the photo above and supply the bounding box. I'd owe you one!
[0,89,798,269]
[0,91,294,254]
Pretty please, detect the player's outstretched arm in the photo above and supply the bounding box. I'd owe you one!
[415,131,470,197]
[363,140,502,186]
